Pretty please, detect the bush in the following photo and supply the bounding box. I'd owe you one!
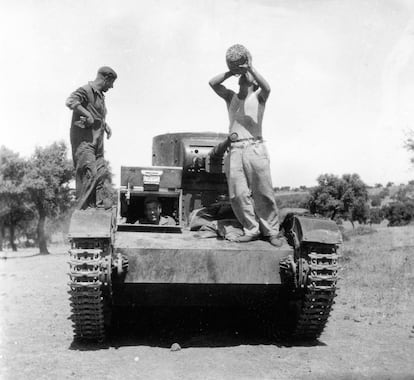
[382,200,414,226]
[274,192,310,209]
[369,207,384,224]
[370,195,382,207]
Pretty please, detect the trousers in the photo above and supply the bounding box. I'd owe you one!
[224,141,280,237]
[71,127,109,209]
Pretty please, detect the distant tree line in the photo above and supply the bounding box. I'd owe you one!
[0,143,74,253]
[275,174,414,227]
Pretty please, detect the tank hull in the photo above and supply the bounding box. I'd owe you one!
[112,283,283,307]
[114,230,291,284]
[112,230,291,307]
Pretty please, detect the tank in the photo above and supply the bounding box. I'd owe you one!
[67,132,342,342]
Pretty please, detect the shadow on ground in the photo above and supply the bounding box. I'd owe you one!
[70,306,326,350]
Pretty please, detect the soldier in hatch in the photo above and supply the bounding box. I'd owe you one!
[139,197,176,226]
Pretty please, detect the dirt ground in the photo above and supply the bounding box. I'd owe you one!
[0,225,413,380]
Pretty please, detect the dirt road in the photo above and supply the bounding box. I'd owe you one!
[1,226,413,380]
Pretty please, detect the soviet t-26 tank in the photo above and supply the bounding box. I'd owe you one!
[67,132,342,342]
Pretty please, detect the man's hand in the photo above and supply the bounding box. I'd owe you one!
[105,124,112,139]
[236,55,252,74]
[86,114,94,126]
[237,62,251,73]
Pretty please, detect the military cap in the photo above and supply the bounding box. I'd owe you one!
[97,66,118,80]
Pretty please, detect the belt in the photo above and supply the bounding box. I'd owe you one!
[230,138,264,149]
[234,136,262,142]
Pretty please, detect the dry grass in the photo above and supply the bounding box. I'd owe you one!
[337,225,414,324]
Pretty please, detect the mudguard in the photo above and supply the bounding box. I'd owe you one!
[68,208,115,239]
[294,215,342,245]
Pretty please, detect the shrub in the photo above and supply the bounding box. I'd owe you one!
[382,200,414,226]
[369,207,384,224]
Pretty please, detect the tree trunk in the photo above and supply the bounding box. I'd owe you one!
[9,224,17,251]
[0,221,4,251]
[37,209,49,254]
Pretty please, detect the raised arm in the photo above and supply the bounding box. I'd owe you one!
[208,71,235,103]
[246,66,271,103]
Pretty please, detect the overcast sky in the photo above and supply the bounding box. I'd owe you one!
[1,0,414,187]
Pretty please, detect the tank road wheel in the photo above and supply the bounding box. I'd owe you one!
[279,243,338,341]
[68,240,113,343]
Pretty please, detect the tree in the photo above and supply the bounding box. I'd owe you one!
[379,187,390,199]
[309,174,342,218]
[392,184,414,202]
[309,173,369,225]
[0,147,33,251]
[352,197,370,224]
[370,195,382,207]
[369,207,384,224]
[405,130,414,165]
[382,201,414,226]
[23,142,74,254]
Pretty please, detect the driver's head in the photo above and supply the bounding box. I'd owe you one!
[144,196,162,224]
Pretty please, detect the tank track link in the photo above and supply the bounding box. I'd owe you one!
[68,247,111,342]
[280,242,338,340]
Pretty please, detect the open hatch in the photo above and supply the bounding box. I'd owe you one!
[117,166,183,233]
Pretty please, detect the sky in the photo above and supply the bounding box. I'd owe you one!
[1,0,414,188]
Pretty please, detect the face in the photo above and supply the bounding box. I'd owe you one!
[144,202,161,224]
[102,78,115,92]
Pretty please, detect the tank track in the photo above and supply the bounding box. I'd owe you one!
[68,241,112,342]
[280,242,338,340]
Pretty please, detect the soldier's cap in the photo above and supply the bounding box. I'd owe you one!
[97,66,118,80]
[144,196,161,206]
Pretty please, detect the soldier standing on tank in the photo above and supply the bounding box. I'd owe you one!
[65,66,117,209]
[209,45,284,247]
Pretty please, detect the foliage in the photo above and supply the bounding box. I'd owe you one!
[369,207,384,224]
[381,200,414,226]
[274,191,310,209]
[23,142,74,253]
[370,195,382,207]
[405,130,414,165]
[0,147,34,251]
[391,184,414,202]
[309,173,369,224]
[351,197,370,224]
[378,187,390,198]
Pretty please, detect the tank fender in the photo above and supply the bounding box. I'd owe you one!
[68,208,115,239]
[293,215,342,245]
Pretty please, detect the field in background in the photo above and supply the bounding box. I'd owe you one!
[0,224,413,379]
[337,224,414,325]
